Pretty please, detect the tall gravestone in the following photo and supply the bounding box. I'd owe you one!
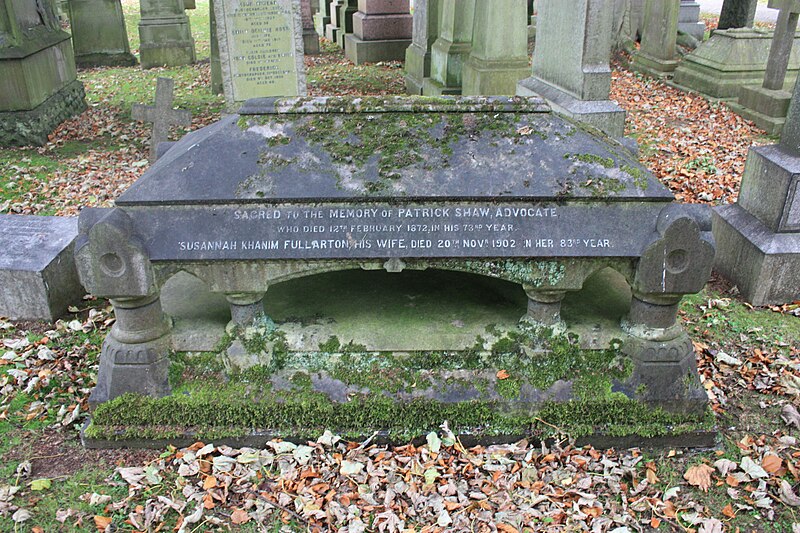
[139,0,195,68]
[335,0,357,48]
[314,0,331,36]
[68,0,136,67]
[345,0,412,64]
[633,0,680,78]
[517,0,626,138]
[671,28,800,99]
[731,0,800,134]
[301,0,320,54]
[462,0,528,96]
[679,0,705,41]
[714,80,800,305]
[718,0,758,29]
[0,0,87,146]
[404,0,438,94]
[210,0,222,95]
[422,0,475,95]
[325,0,343,42]
[214,0,307,107]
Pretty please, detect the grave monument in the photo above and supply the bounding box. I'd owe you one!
[632,0,681,78]
[325,0,343,42]
[138,0,195,68]
[714,80,800,305]
[718,0,758,29]
[679,0,705,41]
[344,0,413,65]
[132,78,192,164]
[314,0,331,36]
[335,0,357,48]
[517,0,626,138]
[301,0,320,54]
[729,0,800,134]
[76,95,715,447]
[214,0,307,107]
[68,0,136,67]
[422,0,475,95]
[0,0,87,146]
[404,0,438,95]
[461,0,529,96]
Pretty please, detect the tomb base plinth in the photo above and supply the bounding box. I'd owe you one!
[0,80,87,147]
[138,15,196,68]
[729,85,794,134]
[344,35,411,64]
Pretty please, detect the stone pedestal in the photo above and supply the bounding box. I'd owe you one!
[345,0,412,64]
[462,0,528,96]
[68,0,136,67]
[733,85,794,133]
[633,0,680,77]
[404,0,438,94]
[138,0,196,68]
[314,0,331,36]
[671,28,800,100]
[302,0,320,54]
[336,0,357,48]
[679,0,705,41]
[516,0,626,138]
[0,0,87,146]
[422,0,475,95]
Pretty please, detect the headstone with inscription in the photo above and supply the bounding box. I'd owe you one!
[344,0,412,65]
[214,0,307,107]
[76,96,715,446]
[0,215,84,321]
[0,0,87,147]
[714,79,800,305]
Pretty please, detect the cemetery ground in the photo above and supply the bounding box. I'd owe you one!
[0,3,799,532]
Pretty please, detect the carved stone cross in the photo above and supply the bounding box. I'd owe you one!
[763,0,800,90]
[132,78,192,164]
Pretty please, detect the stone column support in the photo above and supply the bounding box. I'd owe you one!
[521,287,566,333]
[225,292,267,326]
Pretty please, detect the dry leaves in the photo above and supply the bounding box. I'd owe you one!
[684,464,715,492]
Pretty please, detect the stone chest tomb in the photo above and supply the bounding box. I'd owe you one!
[76,96,715,446]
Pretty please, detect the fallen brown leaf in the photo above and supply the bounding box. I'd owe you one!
[684,463,715,492]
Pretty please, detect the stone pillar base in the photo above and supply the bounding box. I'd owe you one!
[138,16,196,68]
[344,34,411,64]
[325,24,340,42]
[462,56,529,96]
[422,77,462,95]
[632,52,679,78]
[404,43,430,95]
[729,85,794,135]
[516,77,626,138]
[0,80,87,147]
[304,28,321,54]
[713,204,800,306]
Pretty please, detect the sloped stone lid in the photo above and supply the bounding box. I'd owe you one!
[117,96,673,206]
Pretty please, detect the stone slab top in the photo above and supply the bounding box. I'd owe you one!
[0,215,78,271]
[117,96,673,206]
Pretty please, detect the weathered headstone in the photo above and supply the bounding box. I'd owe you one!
[633,0,680,77]
[214,0,307,107]
[0,0,87,147]
[68,0,136,67]
[679,0,705,41]
[671,28,800,99]
[404,0,438,94]
[302,0,320,54]
[335,0,357,48]
[517,0,626,138]
[345,0,413,64]
[132,78,192,164]
[731,0,800,134]
[325,0,343,41]
[314,0,331,35]
[76,96,715,447]
[714,80,800,304]
[139,0,195,68]
[718,0,758,29]
[422,0,475,95]
[210,0,223,95]
[461,0,528,96]
[0,215,83,321]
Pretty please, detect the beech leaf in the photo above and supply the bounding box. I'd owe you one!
[684,463,715,492]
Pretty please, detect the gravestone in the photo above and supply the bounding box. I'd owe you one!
[344,0,412,65]
[633,0,680,77]
[517,0,626,138]
[730,0,800,134]
[404,0,438,95]
[671,28,800,99]
[132,78,192,164]
[679,0,705,41]
[214,0,307,107]
[0,0,87,147]
[76,96,715,447]
[138,0,195,68]
[422,0,475,95]
[325,0,343,41]
[314,0,331,35]
[210,0,223,95]
[68,0,136,67]
[335,0,357,48]
[301,0,320,54]
[718,0,758,29]
[461,0,528,96]
[0,215,83,321]
[714,81,800,305]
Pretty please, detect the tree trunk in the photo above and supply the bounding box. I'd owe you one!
[718,0,757,30]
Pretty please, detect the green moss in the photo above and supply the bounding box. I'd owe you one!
[621,164,650,190]
[566,153,615,168]
[438,259,566,287]
[496,378,522,399]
